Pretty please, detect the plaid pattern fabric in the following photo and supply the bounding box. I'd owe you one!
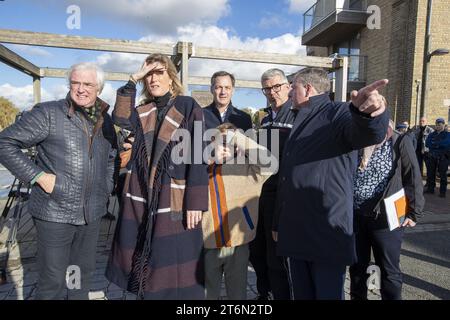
[106,84,208,300]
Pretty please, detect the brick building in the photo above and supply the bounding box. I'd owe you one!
[301,0,450,125]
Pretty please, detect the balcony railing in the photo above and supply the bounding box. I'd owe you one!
[303,0,368,35]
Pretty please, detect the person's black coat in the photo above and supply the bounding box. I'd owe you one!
[273,93,389,265]
[371,132,424,222]
[203,102,253,131]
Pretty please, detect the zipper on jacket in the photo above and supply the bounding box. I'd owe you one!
[81,116,94,223]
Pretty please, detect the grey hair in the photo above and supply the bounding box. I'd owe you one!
[293,68,330,93]
[261,68,288,84]
[67,62,105,93]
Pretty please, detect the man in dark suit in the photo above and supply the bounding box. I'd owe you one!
[203,71,253,131]
[272,68,389,300]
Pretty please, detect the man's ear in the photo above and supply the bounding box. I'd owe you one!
[305,84,312,97]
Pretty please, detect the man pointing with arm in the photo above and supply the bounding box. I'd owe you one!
[272,68,389,300]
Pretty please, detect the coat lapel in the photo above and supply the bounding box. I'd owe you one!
[143,100,185,187]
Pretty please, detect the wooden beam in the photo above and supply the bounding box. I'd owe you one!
[0,27,335,77]
[189,77,261,89]
[41,68,130,81]
[0,29,176,55]
[33,76,41,104]
[41,68,261,89]
[0,44,40,77]
[0,29,332,68]
[193,46,333,68]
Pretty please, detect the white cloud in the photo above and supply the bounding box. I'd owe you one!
[0,84,36,110]
[0,83,116,111]
[287,0,317,14]
[55,0,230,34]
[99,83,118,107]
[95,25,306,82]
[0,83,72,110]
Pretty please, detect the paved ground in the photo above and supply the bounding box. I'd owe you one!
[0,187,448,300]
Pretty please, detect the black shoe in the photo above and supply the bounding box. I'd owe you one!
[439,193,446,198]
[424,189,434,194]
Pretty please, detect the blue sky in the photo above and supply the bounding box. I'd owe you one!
[0,0,315,110]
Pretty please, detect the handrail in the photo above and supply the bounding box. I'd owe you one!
[303,0,368,34]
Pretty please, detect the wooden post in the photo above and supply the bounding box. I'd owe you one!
[180,42,190,94]
[33,76,41,104]
[334,56,348,102]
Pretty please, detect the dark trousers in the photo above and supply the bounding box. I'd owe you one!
[249,190,290,300]
[33,217,101,300]
[286,258,346,300]
[349,214,403,300]
[426,154,449,195]
[416,151,425,175]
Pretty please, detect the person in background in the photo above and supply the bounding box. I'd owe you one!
[396,123,408,134]
[412,117,434,176]
[397,122,417,150]
[425,118,450,198]
[204,71,253,131]
[350,120,424,300]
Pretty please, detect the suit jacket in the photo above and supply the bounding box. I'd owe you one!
[273,93,389,265]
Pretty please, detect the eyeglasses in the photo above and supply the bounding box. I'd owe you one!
[70,81,97,90]
[261,83,288,95]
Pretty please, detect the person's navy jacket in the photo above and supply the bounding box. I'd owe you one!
[259,99,297,190]
[273,93,389,265]
[203,102,253,131]
[425,130,450,157]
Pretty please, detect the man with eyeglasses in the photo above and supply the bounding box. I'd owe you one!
[0,62,118,299]
[249,68,297,300]
[204,71,253,131]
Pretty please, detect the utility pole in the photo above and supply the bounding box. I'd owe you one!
[419,0,433,119]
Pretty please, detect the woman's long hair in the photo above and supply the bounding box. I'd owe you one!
[139,53,184,102]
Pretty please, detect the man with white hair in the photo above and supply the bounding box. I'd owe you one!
[0,62,118,299]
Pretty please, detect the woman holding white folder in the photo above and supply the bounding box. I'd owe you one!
[350,120,424,300]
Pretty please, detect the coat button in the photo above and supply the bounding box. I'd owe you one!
[282,176,286,181]
[169,165,174,170]
[286,152,290,156]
